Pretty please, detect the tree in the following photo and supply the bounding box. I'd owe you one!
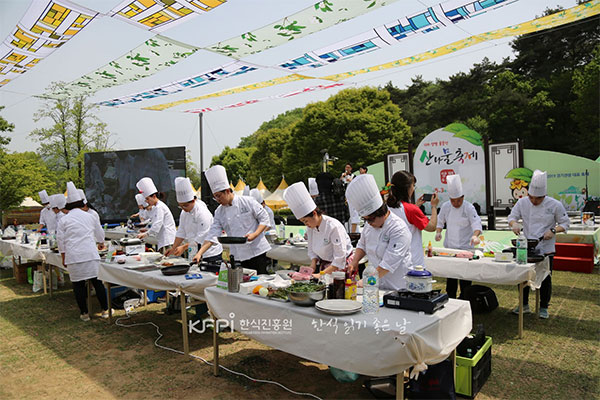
[210,146,256,185]
[29,82,113,188]
[282,87,411,183]
[186,152,202,190]
[238,108,303,149]
[571,44,600,157]
[246,127,292,189]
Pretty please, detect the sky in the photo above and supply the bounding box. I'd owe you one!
[0,0,580,171]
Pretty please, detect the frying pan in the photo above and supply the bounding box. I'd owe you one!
[217,236,248,244]
[511,238,540,249]
[161,265,190,276]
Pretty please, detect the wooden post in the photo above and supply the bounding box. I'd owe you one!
[86,281,92,317]
[106,282,113,323]
[180,289,189,355]
[396,371,405,400]
[41,262,47,294]
[452,348,457,385]
[49,265,53,298]
[213,315,219,376]
[518,282,524,339]
[144,289,148,307]
[535,290,540,315]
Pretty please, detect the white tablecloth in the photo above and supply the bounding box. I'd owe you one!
[424,256,550,289]
[98,261,217,299]
[0,239,15,256]
[205,287,472,376]
[43,251,68,271]
[8,241,45,261]
[266,244,311,265]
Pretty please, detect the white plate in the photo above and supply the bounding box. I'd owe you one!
[315,299,362,315]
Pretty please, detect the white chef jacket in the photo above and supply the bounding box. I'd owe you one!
[390,205,424,267]
[39,206,57,234]
[508,196,569,255]
[437,201,482,250]
[176,199,222,258]
[307,215,353,270]
[86,208,100,223]
[146,200,176,249]
[265,206,276,230]
[207,195,271,261]
[357,212,412,291]
[139,208,148,221]
[56,208,104,282]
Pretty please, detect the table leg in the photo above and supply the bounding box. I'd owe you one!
[41,262,47,294]
[535,290,540,315]
[396,371,405,400]
[49,265,53,298]
[144,289,148,307]
[106,282,113,323]
[213,315,219,377]
[452,348,456,385]
[518,282,524,339]
[180,290,189,355]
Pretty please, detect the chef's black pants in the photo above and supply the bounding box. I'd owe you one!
[73,277,108,314]
[522,255,553,309]
[446,279,472,299]
[241,252,271,275]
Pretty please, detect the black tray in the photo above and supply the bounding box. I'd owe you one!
[161,265,190,276]
[217,236,247,244]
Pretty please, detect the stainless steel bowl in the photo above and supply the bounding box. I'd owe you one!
[288,290,326,306]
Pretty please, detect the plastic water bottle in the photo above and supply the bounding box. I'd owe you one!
[279,221,285,239]
[516,230,528,264]
[362,263,379,314]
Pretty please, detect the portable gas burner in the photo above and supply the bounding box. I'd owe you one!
[383,289,449,314]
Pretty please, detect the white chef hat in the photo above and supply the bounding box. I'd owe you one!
[38,190,49,204]
[529,169,547,197]
[243,185,250,196]
[135,193,146,206]
[345,174,383,216]
[283,182,317,219]
[205,165,230,193]
[66,181,84,204]
[174,177,195,203]
[308,178,318,196]
[77,189,87,204]
[446,174,463,199]
[249,188,263,204]
[136,177,158,198]
[50,194,66,209]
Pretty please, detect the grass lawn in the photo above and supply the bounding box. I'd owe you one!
[0,266,598,399]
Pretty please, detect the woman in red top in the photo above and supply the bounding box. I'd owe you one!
[386,171,439,267]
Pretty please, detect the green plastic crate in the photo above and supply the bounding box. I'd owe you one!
[456,336,492,398]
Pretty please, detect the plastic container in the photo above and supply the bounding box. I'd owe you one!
[345,278,357,300]
[332,271,345,299]
[516,231,527,264]
[455,336,492,398]
[362,264,379,314]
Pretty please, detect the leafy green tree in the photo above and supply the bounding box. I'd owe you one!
[247,127,292,189]
[238,108,303,149]
[210,146,256,185]
[571,44,600,157]
[186,151,202,190]
[282,87,411,183]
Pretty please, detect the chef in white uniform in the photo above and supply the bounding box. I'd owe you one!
[250,189,276,232]
[193,165,272,274]
[38,190,56,233]
[508,170,569,319]
[136,177,176,253]
[434,174,482,298]
[78,189,100,222]
[284,182,353,275]
[165,177,223,262]
[308,178,319,199]
[346,175,412,290]
[57,182,108,321]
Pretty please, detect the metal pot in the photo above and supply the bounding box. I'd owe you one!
[405,265,436,293]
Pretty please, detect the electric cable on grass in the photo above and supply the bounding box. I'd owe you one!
[115,304,322,400]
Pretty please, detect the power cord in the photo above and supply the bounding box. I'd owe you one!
[115,304,322,400]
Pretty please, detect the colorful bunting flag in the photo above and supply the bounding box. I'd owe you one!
[109,0,226,32]
[183,83,345,113]
[59,35,198,96]
[206,0,401,58]
[0,0,97,87]
[143,1,599,111]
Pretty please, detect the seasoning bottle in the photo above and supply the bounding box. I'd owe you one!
[427,241,433,257]
[345,278,357,300]
[333,271,346,299]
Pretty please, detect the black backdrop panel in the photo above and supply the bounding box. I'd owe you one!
[84,147,186,222]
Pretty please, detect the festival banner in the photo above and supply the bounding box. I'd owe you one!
[109,0,226,32]
[278,0,518,71]
[97,60,259,107]
[413,124,487,211]
[59,35,198,96]
[183,83,345,113]
[0,0,97,87]
[206,0,400,59]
